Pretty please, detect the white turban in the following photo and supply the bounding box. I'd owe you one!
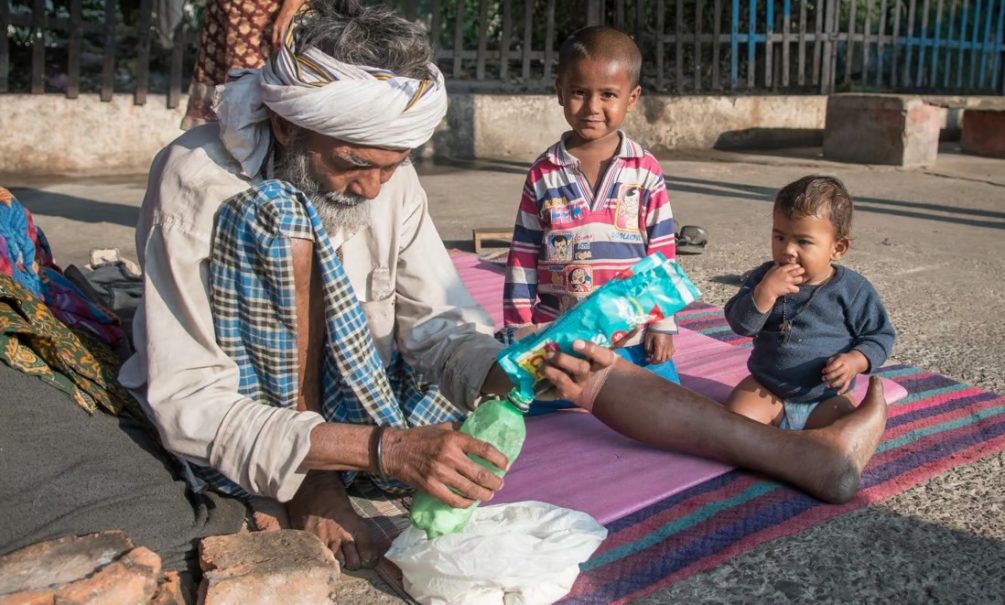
[215,21,448,177]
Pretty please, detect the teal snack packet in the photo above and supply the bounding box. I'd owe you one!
[497,253,701,404]
[408,253,698,540]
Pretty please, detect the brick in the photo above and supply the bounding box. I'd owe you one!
[52,547,161,605]
[0,532,133,595]
[150,572,186,605]
[0,591,55,605]
[198,530,340,605]
[961,109,1005,158]
[823,94,945,167]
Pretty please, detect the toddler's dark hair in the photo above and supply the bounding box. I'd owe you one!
[557,26,642,87]
[774,175,853,239]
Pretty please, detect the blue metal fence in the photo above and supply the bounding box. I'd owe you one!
[616,0,1005,93]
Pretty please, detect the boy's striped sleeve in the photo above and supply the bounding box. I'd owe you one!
[644,170,676,261]
[504,175,544,327]
[643,162,679,333]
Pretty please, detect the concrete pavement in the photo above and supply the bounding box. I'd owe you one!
[4,144,1004,603]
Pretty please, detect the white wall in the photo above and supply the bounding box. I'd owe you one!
[1,93,830,175]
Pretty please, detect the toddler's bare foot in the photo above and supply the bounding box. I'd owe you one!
[804,376,888,503]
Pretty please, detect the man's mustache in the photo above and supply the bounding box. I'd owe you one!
[321,191,367,208]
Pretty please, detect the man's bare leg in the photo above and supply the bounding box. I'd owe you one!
[587,359,888,503]
[803,394,857,429]
[288,241,389,567]
[287,471,390,569]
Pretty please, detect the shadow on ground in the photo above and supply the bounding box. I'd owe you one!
[669,176,1005,230]
[12,188,140,228]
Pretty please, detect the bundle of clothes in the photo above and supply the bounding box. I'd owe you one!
[0,186,139,418]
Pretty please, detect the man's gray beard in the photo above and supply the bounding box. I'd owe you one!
[276,147,370,237]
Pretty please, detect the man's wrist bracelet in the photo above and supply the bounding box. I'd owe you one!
[371,424,390,479]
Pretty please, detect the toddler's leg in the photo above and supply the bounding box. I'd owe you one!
[725,375,785,426]
[803,394,857,430]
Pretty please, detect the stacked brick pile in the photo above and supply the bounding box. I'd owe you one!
[0,530,341,604]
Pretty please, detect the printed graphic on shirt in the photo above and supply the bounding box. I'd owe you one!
[564,265,593,293]
[548,205,574,225]
[574,235,593,260]
[615,184,642,232]
[547,233,574,262]
[610,230,645,243]
[543,197,588,227]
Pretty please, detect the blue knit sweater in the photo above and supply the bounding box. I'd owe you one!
[724,262,896,403]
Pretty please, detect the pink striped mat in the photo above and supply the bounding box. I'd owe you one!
[492,327,907,524]
[451,250,907,524]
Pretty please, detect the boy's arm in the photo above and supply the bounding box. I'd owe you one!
[503,174,545,327]
[641,162,678,333]
[848,280,897,372]
[723,263,773,336]
[641,166,676,261]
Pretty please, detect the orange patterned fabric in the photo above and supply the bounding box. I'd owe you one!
[183,0,281,128]
[0,274,140,418]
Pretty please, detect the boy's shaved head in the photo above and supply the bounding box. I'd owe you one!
[558,26,642,86]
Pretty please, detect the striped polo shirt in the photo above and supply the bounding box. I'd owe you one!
[504,132,677,329]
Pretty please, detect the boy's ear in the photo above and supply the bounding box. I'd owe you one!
[832,237,851,260]
[555,79,565,106]
[628,84,642,108]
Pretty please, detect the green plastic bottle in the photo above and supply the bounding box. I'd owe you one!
[409,391,530,539]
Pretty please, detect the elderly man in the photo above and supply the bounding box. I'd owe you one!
[121,0,889,573]
[120,0,511,569]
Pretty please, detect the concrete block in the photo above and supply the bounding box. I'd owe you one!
[198,530,340,605]
[823,94,946,166]
[961,109,1005,158]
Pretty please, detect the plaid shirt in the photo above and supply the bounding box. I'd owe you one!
[203,180,466,496]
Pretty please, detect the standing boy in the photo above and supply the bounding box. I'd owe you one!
[504,26,679,371]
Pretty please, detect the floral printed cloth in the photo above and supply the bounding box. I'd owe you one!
[0,273,139,417]
[0,187,124,346]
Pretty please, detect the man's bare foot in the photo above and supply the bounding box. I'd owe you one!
[248,496,289,531]
[804,376,888,503]
[287,472,391,570]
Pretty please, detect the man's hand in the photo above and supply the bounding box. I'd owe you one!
[821,350,869,394]
[540,339,620,405]
[380,424,507,509]
[287,471,388,570]
[753,263,804,312]
[645,331,675,364]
